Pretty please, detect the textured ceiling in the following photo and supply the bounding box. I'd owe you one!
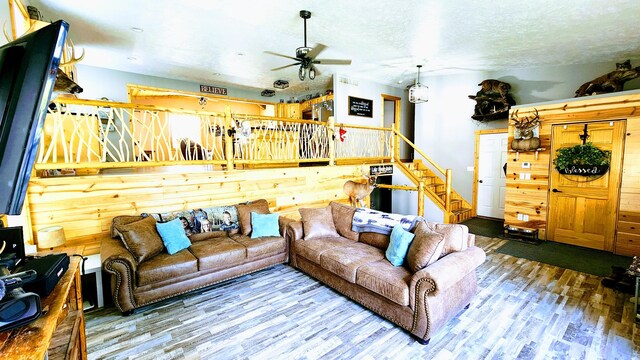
[26,0,640,97]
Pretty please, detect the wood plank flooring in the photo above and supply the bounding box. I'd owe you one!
[85,237,640,359]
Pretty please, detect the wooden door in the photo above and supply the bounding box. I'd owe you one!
[477,133,508,219]
[547,121,625,251]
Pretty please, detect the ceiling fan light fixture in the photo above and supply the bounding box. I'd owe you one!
[273,80,289,89]
[309,66,316,80]
[409,65,429,104]
[298,66,306,81]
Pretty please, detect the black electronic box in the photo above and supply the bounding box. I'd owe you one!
[17,254,69,297]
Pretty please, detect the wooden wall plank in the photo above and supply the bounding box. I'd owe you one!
[505,92,640,256]
[27,165,370,255]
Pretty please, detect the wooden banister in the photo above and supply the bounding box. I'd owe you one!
[393,129,446,176]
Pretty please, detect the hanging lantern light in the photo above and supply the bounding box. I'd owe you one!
[409,65,429,103]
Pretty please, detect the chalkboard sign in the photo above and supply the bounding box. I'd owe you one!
[348,96,373,117]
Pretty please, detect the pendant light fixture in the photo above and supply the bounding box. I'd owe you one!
[409,65,429,103]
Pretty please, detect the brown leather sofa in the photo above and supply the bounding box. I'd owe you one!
[287,201,486,344]
[101,199,291,314]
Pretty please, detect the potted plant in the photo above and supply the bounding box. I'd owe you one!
[553,142,611,175]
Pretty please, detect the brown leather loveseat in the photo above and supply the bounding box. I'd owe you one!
[287,201,486,344]
[101,199,291,313]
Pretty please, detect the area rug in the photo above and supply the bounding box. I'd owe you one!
[495,240,632,277]
[460,217,504,238]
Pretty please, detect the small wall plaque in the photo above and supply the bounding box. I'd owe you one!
[348,96,373,117]
[370,164,393,176]
[200,85,228,95]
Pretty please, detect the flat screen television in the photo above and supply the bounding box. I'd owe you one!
[0,20,68,215]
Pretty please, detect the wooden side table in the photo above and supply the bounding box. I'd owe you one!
[0,250,87,360]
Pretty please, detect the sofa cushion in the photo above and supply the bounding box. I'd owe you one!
[156,218,192,255]
[137,249,198,286]
[115,216,164,263]
[356,259,411,306]
[406,221,446,272]
[319,243,385,283]
[236,199,270,236]
[111,215,144,239]
[230,234,286,259]
[358,232,390,250]
[188,238,247,271]
[299,206,340,239]
[295,236,356,264]
[426,222,469,258]
[189,231,228,242]
[385,224,415,266]
[250,213,280,238]
[329,201,359,241]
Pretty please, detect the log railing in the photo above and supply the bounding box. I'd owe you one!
[35,98,392,170]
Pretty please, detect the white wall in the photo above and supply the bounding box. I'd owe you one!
[333,73,414,159]
[413,60,640,207]
[75,64,274,103]
[0,3,11,46]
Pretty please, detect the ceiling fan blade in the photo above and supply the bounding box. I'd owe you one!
[305,43,327,60]
[314,59,352,65]
[265,51,300,61]
[271,63,300,71]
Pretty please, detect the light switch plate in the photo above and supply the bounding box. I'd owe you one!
[525,173,531,180]
[466,166,474,172]
[519,173,525,180]
[522,162,531,169]
[517,214,523,220]
[523,214,529,221]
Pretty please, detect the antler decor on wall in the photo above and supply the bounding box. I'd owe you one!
[510,109,541,151]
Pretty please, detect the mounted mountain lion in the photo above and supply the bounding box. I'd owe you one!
[575,60,640,97]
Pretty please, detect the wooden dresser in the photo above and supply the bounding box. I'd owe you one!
[0,252,87,360]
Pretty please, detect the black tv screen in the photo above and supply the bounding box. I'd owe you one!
[0,20,68,215]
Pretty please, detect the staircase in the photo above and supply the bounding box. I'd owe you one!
[404,160,473,224]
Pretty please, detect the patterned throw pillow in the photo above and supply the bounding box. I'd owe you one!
[155,206,240,236]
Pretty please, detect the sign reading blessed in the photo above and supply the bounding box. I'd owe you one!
[200,85,228,96]
[348,96,373,117]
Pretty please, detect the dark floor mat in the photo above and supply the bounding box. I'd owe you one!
[495,240,632,277]
[460,217,504,238]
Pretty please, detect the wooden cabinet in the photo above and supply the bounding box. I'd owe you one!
[0,253,87,360]
[275,103,301,119]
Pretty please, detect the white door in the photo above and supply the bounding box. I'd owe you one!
[477,133,508,219]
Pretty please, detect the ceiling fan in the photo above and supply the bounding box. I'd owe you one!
[266,10,352,81]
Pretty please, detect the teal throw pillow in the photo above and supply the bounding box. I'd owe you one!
[250,212,280,238]
[386,224,415,266]
[156,218,192,255]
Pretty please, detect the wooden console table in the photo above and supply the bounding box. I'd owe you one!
[0,251,87,360]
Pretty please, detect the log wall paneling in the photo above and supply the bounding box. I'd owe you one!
[26,165,370,254]
[504,91,640,255]
[617,116,640,256]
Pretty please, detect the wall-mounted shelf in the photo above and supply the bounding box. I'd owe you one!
[510,148,546,160]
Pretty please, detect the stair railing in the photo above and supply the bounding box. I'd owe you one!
[392,128,453,214]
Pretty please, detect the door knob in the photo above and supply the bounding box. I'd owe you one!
[552,188,562,193]
[478,180,483,183]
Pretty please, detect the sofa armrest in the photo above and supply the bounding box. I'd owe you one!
[101,236,138,313]
[286,221,304,267]
[410,246,485,307]
[279,216,295,238]
[467,233,476,247]
[286,221,304,242]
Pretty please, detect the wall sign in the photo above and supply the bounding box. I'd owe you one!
[200,85,228,95]
[348,96,373,117]
[370,164,393,176]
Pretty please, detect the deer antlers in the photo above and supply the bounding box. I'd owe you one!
[510,109,540,131]
[60,38,85,67]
